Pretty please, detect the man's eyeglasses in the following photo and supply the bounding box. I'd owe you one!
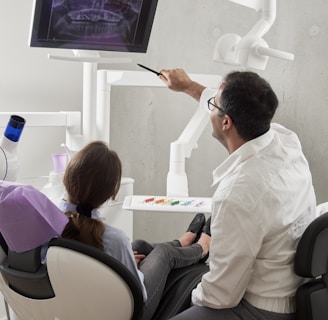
[207,97,225,113]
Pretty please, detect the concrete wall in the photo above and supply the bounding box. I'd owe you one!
[1,0,327,244]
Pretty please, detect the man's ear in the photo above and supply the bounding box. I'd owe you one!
[222,115,232,130]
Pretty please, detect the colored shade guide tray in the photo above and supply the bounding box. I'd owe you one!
[123,195,212,213]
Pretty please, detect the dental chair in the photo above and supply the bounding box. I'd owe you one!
[294,211,328,320]
[0,245,56,320]
[0,236,207,320]
[0,237,144,320]
[4,209,328,320]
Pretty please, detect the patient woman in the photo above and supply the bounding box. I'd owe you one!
[58,141,211,320]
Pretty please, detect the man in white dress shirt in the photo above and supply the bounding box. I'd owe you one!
[159,69,317,320]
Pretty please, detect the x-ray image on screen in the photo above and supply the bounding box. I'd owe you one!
[49,0,142,46]
[29,0,158,53]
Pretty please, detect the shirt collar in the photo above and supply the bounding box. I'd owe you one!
[212,128,275,186]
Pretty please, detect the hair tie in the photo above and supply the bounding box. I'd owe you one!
[76,203,93,218]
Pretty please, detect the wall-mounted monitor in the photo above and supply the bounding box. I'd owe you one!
[29,0,158,53]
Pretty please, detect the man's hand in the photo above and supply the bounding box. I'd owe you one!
[159,68,193,92]
[159,68,206,101]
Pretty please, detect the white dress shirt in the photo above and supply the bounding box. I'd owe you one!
[192,88,317,313]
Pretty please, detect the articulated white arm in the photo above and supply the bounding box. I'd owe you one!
[167,106,209,197]
[214,0,294,70]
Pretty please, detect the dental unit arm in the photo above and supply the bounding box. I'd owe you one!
[167,107,209,197]
[123,102,214,212]
[213,0,294,70]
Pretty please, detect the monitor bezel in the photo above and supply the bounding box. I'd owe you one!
[29,0,159,53]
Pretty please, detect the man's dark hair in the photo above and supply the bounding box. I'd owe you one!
[220,71,279,141]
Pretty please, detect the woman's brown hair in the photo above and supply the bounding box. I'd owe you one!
[61,141,122,250]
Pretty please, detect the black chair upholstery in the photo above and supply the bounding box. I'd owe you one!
[0,246,54,300]
[294,212,328,320]
[0,232,8,255]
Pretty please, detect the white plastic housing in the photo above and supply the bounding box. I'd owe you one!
[214,0,294,70]
[0,135,19,181]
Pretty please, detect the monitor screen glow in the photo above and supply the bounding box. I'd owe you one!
[29,0,159,53]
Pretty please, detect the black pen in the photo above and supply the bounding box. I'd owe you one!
[137,63,162,76]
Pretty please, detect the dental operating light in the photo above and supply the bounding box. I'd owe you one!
[213,0,294,70]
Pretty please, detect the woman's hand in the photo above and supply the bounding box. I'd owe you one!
[134,251,146,266]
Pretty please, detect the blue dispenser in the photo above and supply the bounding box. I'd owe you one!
[0,115,26,181]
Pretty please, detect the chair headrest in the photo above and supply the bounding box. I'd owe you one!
[294,212,328,278]
[48,238,144,320]
[0,181,68,252]
[48,237,144,296]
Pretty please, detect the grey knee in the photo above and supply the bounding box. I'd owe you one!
[132,239,154,255]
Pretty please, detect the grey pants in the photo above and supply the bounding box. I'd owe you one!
[132,239,203,320]
[169,299,296,320]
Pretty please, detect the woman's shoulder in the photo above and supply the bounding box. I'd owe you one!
[102,224,133,259]
[103,223,131,243]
